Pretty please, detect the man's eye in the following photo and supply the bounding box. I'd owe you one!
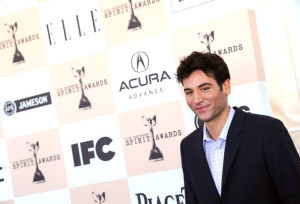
[185,91,192,95]
[201,87,209,91]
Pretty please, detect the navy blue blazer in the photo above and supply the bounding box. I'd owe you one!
[180,107,300,204]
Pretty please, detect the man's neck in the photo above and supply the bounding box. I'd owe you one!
[205,106,231,141]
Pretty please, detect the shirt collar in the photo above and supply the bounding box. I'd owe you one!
[203,107,235,142]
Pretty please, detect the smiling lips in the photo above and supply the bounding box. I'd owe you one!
[194,104,210,112]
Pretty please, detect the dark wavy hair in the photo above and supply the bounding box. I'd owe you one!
[176,51,230,90]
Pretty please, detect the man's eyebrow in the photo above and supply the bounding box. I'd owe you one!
[184,88,191,92]
[198,82,212,88]
[184,83,212,92]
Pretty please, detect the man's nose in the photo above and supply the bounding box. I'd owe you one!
[193,92,203,104]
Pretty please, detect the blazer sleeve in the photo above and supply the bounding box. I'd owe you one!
[264,119,300,203]
[180,140,199,204]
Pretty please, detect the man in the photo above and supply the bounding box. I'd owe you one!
[177,51,300,203]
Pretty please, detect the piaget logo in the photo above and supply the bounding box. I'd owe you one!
[3,92,52,116]
[136,187,185,204]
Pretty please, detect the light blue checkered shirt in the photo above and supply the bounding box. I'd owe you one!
[203,107,235,196]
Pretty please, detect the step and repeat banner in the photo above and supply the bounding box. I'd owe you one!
[0,0,299,203]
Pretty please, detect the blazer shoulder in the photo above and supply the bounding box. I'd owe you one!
[234,107,282,126]
[181,127,202,146]
[246,111,283,127]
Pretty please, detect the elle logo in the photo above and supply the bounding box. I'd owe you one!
[46,9,101,45]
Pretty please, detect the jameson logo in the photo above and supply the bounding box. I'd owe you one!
[0,22,39,63]
[119,51,172,100]
[56,66,108,110]
[92,192,105,204]
[3,92,52,116]
[46,9,101,46]
[104,0,160,19]
[136,187,185,204]
[198,30,243,55]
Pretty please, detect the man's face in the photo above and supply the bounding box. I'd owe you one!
[182,70,231,124]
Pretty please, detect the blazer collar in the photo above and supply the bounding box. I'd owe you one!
[195,107,245,199]
[221,107,245,190]
[196,128,221,199]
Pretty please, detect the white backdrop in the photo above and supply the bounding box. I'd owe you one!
[0,0,299,203]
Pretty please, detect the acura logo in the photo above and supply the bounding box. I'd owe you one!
[131,51,149,73]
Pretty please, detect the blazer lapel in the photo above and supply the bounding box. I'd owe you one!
[195,129,220,199]
[221,107,245,191]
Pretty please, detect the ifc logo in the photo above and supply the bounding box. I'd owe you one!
[3,101,16,116]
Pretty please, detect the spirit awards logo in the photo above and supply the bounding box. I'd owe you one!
[11,141,60,181]
[92,192,105,204]
[27,141,45,184]
[119,51,171,99]
[5,22,25,64]
[125,115,182,147]
[131,51,149,73]
[128,0,142,31]
[72,67,91,110]
[56,66,107,104]
[198,30,214,53]
[3,92,52,116]
[104,0,160,19]
[197,30,243,55]
[142,115,163,161]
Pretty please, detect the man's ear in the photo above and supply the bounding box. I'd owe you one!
[222,79,231,95]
